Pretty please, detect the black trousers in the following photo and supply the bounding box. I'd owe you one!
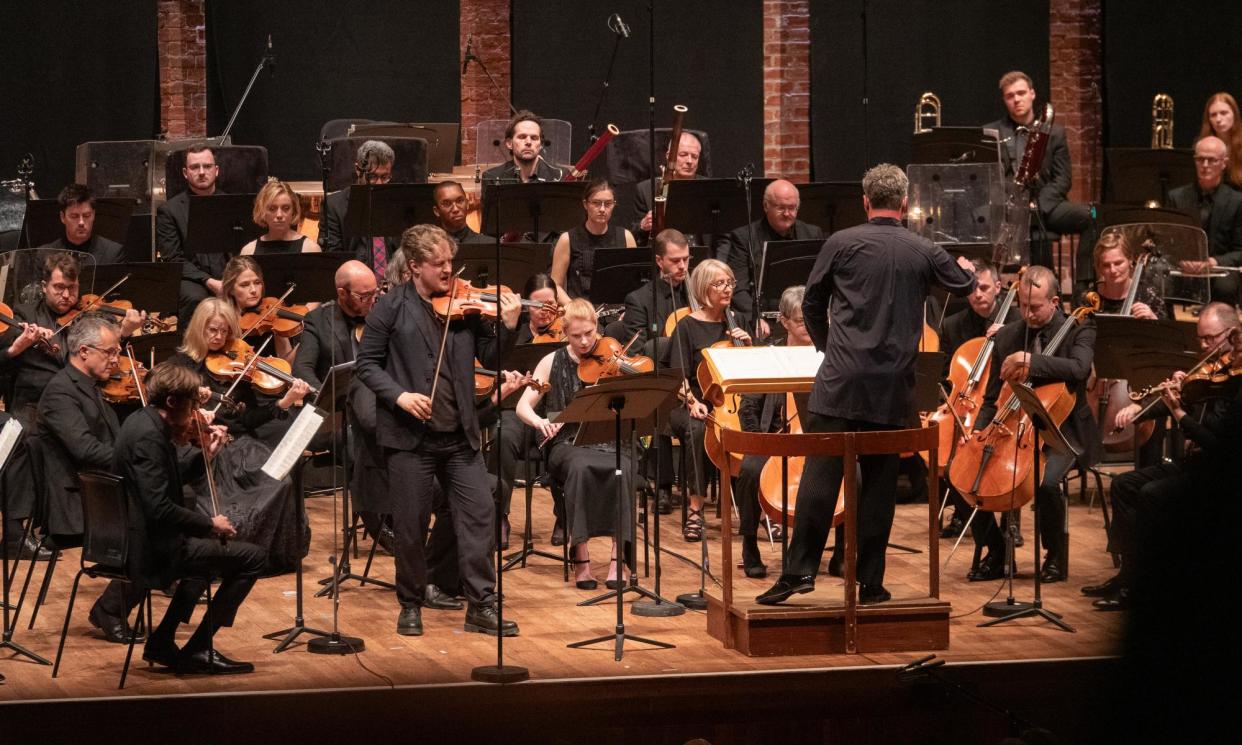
[388,430,496,608]
[1107,462,1187,575]
[1036,200,1097,284]
[147,537,265,654]
[424,483,460,594]
[669,407,714,497]
[487,410,524,516]
[972,449,1075,561]
[784,413,901,588]
[733,454,768,537]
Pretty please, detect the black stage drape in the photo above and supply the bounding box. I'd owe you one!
[0,2,158,195]
[810,0,1048,181]
[510,0,764,179]
[205,0,461,181]
[1103,1,1242,149]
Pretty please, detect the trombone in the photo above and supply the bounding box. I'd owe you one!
[1152,93,1174,150]
[915,92,941,134]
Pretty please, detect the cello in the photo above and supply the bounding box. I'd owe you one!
[700,308,749,477]
[1088,252,1156,452]
[756,392,846,529]
[948,294,1099,513]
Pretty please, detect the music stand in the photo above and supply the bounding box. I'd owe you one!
[342,183,437,238]
[124,331,182,366]
[184,194,262,257]
[562,371,681,660]
[796,182,866,235]
[1095,205,1196,230]
[979,382,1077,632]
[92,262,181,318]
[662,178,770,240]
[1105,148,1194,206]
[251,252,354,302]
[911,127,1002,165]
[757,239,822,314]
[21,197,134,248]
[455,243,553,291]
[480,182,582,238]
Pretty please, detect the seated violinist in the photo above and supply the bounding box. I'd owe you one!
[119,361,266,675]
[667,258,751,542]
[222,255,298,362]
[550,179,637,305]
[239,179,322,255]
[733,285,811,578]
[169,298,311,572]
[515,298,633,590]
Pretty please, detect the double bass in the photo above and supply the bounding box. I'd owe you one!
[948,294,1099,513]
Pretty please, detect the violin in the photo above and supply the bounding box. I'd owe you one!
[431,277,559,322]
[239,297,309,338]
[0,300,60,356]
[101,354,149,404]
[473,360,551,398]
[1124,338,1234,421]
[577,334,654,384]
[57,294,174,334]
[205,337,315,396]
[531,317,564,344]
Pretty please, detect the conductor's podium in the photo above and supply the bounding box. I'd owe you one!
[698,347,951,656]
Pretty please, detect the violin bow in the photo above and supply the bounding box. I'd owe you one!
[124,343,147,407]
[212,336,274,414]
[192,410,227,547]
[427,266,467,415]
[240,283,297,336]
[50,273,132,336]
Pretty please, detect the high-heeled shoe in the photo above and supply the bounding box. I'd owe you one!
[605,557,627,590]
[571,559,597,590]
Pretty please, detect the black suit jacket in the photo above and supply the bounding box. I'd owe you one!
[715,217,824,321]
[622,278,691,349]
[44,235,126,265]
[986,117,1072,216]
[1166,182,1242,266]
[114,406,213,589]
[156,190,230,284]
[0,300,69,415]
[35,364,120,535]
[293,301,359,391]
[975,311,1101,466]
[318,187,400,270]
[354,282,513,452]
[630,176,710,246]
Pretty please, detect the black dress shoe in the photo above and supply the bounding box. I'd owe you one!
[89,605,144,645]
[1081,573,1123,597]
[424,584,464,610]
[142,638,180,668]
[939,515,965,539]
[550,519,565,547]
[1092,587,1131,612]
[967,554,1007,582]
[375,525,396,555]
[741,537,768,579]
[859,584,891,604]
[177,648,254,675]
[464,603,519,637]
[1039,558,1066,583]
[397,606,424,636]
[4,536,53,561]
[755,574,815,605]
[657,488,673,515]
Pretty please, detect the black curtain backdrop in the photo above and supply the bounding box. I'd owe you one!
[205,0,460,181]
[510,0,764,179]
[1103,1,1242,149]
[811,0,1048,181]
[0,2,158,195]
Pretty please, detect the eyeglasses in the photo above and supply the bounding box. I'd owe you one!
[86,345,121,359]
[1193,156,1224,165]
[1197,328,1229,342]
[349,289,380,303]
[766,203,799,215]
[47,282,79,296]
[586,199,616,209]
[709,278,738,290]
[363,172,392,185]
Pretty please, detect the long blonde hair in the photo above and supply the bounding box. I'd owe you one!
[178,297,241,361]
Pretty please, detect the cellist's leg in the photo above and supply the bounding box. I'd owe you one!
[1037,451,1076,576]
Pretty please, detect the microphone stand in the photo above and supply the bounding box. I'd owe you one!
[586,23,627,144]
[464,46,518,117]
[220,35,276,140]
[739,166,762,337]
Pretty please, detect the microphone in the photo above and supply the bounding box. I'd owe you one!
[608,13,630,38]
[462,35,474,75]
[736,163,754,182]
[265,34,275,76]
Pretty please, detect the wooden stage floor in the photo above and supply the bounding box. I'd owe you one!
[1,479,1126,706]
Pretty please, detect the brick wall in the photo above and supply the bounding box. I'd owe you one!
[1048,0,1103,204]
[460,0,513,165]
[762,0,811,181]
[157,0,207,139]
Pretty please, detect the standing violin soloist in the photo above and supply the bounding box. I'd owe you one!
[355,224,523,638]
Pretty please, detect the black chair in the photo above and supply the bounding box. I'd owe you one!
[10,433,74,632]
[502,426,568,580]
[163,145,270,201]
[323,136,429,193]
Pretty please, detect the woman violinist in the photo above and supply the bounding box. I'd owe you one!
[239,180,323,256]
[550,179,637,305]
[222,256,305,363]
[667,259,751,542]
[515,298,633,590]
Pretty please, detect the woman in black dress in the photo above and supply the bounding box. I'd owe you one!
[222,255,299,362]
[667,258,750,541]
[515,298,633,590]
[1087,230,1165,319]
[240,179,322,255]
[550,179,636,304]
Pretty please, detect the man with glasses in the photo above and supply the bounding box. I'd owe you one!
[1087,302,1241,611]
[157,144,229,326]
[1168,136,1242,306]
[319,140,401,280]
[715,179,823,330]
[44,184,126,264]
[432,181,492,245]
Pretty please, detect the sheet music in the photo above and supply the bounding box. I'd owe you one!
[701,345,823,383]
[0,418,23,472]
[262,405,326,481]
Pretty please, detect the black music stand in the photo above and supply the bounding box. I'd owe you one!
[758,239,822,314]
[124,331,182,367]
[342,183,438,238]
[588,248,652,305]
[1095,205,1197,230]
[480,182,582,239]
[662,178,770,241]
[1093,316,1199,392]
[455,243,552,291]
[251,252,354,302]
[92,262,181,318]
[184,194,262,257]
[1105,148,1194,206]
[796,182,867,235]
[20,197,134,249]
[562,371,681,661]
[980,383,1077,632]
[911,127,1002,165]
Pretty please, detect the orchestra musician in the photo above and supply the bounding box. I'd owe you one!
[221,256,296,363]
[42,184,126,264]
[632,131,703,246]
[156,143,227,326]
[481,110,563,183]
[667,258,751,542]
[354,223,522,638]
[970,265,1099,583]
[550,179,637,304]
[1087,304,1242,610]
[757,164,976,606]
[986,71,1096,288]
[715,179,824,329]
[432,180,492,245]
[319,140,400,279]
[733,285,812,578]
[1167,136,1242,307]
[1200,93,1242,187]
[239,180,322,255]
[1088,231,1164,319]
[516,298,633,590]
[121,361,266,675]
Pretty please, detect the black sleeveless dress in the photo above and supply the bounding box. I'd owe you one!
[543,347,634,548]
[253,235,307,254]
[566,223,628,299]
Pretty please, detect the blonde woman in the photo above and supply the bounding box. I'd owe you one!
[241,180,322,255]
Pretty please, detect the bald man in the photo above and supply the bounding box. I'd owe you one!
[631,131,704,245]
[1168,135,1242,306]
[715,179,824,325]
